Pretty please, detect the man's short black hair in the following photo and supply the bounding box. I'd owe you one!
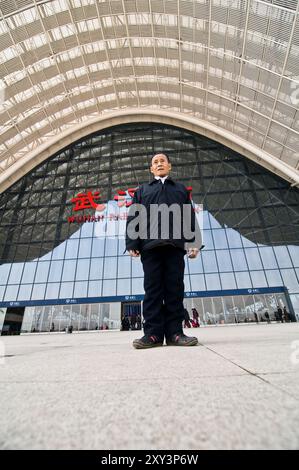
[151,153,171,163]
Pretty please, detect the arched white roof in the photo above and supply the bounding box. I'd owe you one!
[0,0,299,191]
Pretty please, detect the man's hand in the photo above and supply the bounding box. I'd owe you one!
[187,248,199,259]
[129,249,140,257]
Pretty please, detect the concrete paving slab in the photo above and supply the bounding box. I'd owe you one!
[0,324,299,450]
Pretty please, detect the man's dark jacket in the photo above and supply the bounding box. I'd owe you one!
[125,177,201,253]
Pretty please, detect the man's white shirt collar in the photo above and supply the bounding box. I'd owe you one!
[155,175,168,184]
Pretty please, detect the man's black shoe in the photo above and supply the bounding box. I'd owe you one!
[133,335,164,349]
[166,333,198,346]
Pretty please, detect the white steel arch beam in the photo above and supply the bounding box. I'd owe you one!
[0,108,298,193]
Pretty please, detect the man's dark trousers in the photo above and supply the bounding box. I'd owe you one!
[140,244,185,340]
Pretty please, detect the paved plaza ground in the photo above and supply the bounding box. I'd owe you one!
[0,322,299,450]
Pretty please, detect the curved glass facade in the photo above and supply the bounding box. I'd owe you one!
[0,123,298,333]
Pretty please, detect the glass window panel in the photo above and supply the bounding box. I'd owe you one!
[245,248,263,270]
[202,230,214,250]
[205,273,221,291]
[231,249,248,271]
[62,260,77,281]
[209,214,221,228]
[4,285,18,301]
[35,261,50,283]
[213,230,228,249]
[118,238,126,255]
[21,262,37,284]
[226,228,242,248]
[132,258,143,277]
[78,238,92,258]
[59,282,74,299]
[103,257,117,279]
[190,274,206,291]
[75,259,90,281]
[265,270,283,287]
[45,283,60,299]
[117,256,131,278]
[259,247,278,269]
[89,258,104,280]
[0,264,12,284]
[48,260,63,282]
[273,246,293,268]
[88,280,102,297]
[74,281,88,298]
[235,271,252,289]
[202,251,218,273]
[220,272,237,289]
[288,246,299,267]
[0,286,5,301]
[102,279,116,296]
[203,211,210,229]
[17,284,33,300]
[216,250,233,272]
[80,222,94,238]
[117,278,130,295]
[105,238,118,256]
[184,275,191,292]
[280,269,299,292]
[65,239,79,259]
[91,237,105,257]
[51,241,66,260]
[31,283,46,300]
[242,236,256,248]
[8,263,24,284]
[188,255,203,274]
[250,271,267,288]
[132,277,144,294]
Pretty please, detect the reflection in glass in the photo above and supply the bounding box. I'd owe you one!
[35,261,50,283]
[103,279,116,296]
[216,251,233,272]
[78,238,92,258]
[231,250,248,271]
[21,263,37,284]
[18,284,33,300]
[45,283,60,299]
[235,271,252,289]
[59,282,74,299]
[88,280,102,297]
[75,259,90,281]
[48,260,63,282]
[62,260,77,282]
[74,281,88,298]
[220,272,237,289]
[65,239,79,259]
[103,257,117,279]
[250,270,268,288]
[202,251,218,273]
[31,283,46,300]
[205,273,221,290]
[7,263,24,284]
[0,264,11,285]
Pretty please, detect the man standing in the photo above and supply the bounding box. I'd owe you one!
[126,153,203,349]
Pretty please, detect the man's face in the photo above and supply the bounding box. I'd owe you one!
[150,154,171,177]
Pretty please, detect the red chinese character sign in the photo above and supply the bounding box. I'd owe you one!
[71,191,106,212]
